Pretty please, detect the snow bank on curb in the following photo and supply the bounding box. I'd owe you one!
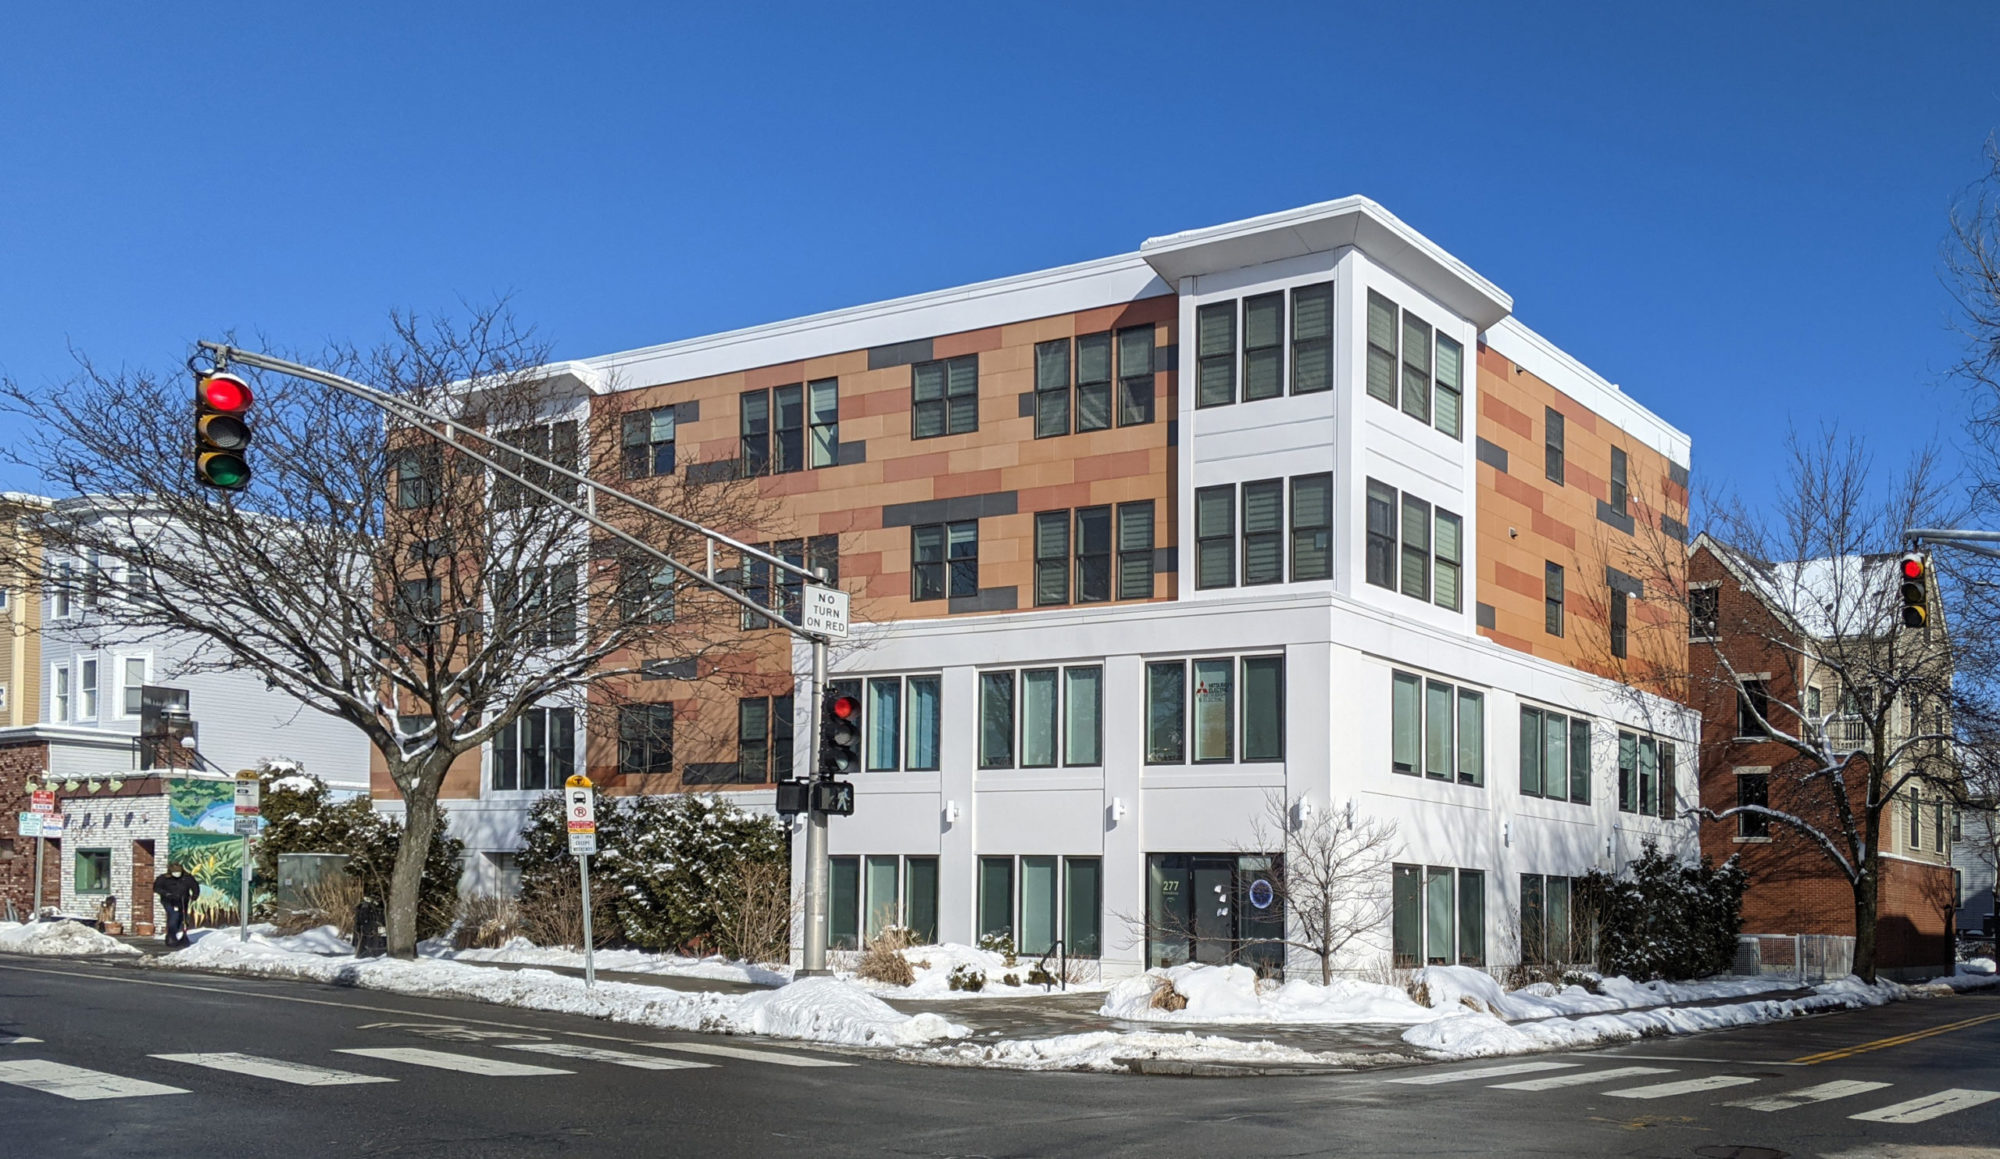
[156,926,965,1049]
[908,1029,1373,1073]
[1401,975,1905,1059]
[444,938,791,987]
[847,942,1109,999]
[0,920,140,957]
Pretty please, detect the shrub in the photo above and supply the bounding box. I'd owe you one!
[856,925,916,986]
[272,873,363,938]
[254,769,463,940]
[1148,975,1187,1011]
[977,931,1017,967]
[452,894,523,950]
[1573,842,1746,981]
[947,963,986,992]
[517,792,790,955]
[517,868,616,950]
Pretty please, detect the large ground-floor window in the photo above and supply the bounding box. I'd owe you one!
[1392,863,1484,968]
[829,854,939,950]
[978,854,1102,958]
[1146,853,1285,975]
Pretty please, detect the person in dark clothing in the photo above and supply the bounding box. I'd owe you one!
[153,863,200,947]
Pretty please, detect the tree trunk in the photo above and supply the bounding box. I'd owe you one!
[387,773,443,959]
[1852,866,1879,983]
[1321,899,1334,985]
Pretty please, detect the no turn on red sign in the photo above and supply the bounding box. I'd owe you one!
[565,774,596,856]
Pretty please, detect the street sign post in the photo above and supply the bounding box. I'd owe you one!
[236,770,260,942]
[800,585,850,639]
[565,774,597,987]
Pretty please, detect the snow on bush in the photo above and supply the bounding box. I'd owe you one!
[1573,843,1746,980]
[155,925,965,1049]
[0,920,141,957]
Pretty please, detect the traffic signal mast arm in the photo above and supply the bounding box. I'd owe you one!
[1906,527,2000,560]
[194,341,834,642]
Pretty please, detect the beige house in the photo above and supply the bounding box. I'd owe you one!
[0,493,51,729]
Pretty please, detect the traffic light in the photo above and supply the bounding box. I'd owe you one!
[1898,553,1928,629]
[194,370,254,490]
[818,690,861,777]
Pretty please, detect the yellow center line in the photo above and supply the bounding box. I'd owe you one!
[1791,1010,2000,1064]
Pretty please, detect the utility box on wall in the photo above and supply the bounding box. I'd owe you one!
[276,853,350,913]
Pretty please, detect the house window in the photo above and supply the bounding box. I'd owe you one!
[1290,283,1334,395]
[1610,447,1629,516]
[75,849,112,894]
[1435,335,1463,439]
[1366,480,1397,589]
[913,355,979,438]
[1393,864,1483,967]
[1544,563,1564,637]
[52,665,69,722]
[739,390,771,476]
[854,675,941,772]
[621,408,677,479]
[1400,313,1432,424]
[1689,586,1719,639]
[1908,788,1922,850]
[1034,512,1069,606]
[1034,339,1071,438]
[737,695,793,783]
[1395,672,1484,785]
[491,707,575,792]
[1076,333,1112,431]
[1366,291,1398,405]
[1935,795,1947,852]
[125,657,157,715]
[1290,474,1332,581]
[1544,408,1565,485]
[1195,485,1235,589]
[1117,325,1155,426]
[1400,495,1431,602]
[1145,660,1186,764]
[1241,480,1284,585]
[1738,771,1770,837]
[1610,588,1628,659]
[911,521,978,601]
[1738,679,1771,738]
[1434,511,1462,612]
[980,665,1103,769]
[1241,293,1283,401]
[1521,706,1589,803]
[808,379,840,468]
[79,658,98,719]
[1074,507,1112,602]
[617,704,674,778]
[1197,302,1236,408]
[1117,502,1155,600]
[492,421,579,510]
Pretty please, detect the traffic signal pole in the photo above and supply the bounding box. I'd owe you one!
[192,341,851,979]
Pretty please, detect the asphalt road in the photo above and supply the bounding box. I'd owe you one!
[1,956,1996,1159]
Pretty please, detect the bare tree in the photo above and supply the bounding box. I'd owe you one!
[1241,793,1401,985]
[0,305,772,956]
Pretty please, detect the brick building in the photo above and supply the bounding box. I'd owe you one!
[1688,536,1957,978]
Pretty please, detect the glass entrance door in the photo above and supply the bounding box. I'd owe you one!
[1146,852,1285,974]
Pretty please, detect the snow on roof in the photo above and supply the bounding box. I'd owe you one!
[1710,540,1902,639]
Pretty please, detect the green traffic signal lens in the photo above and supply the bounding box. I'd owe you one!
[198,452,251,490]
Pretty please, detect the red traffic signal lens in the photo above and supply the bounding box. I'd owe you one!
[1901,557,1924,580]
[198,372,253,413]
[830,695,859,720]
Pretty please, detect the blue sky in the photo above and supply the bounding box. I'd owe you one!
[3,2,1996,508]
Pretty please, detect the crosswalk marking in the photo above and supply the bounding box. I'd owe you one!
[637,1041,853,1068]
[0,1036,42,1046]
[1606,1075,1759,1100]
[1385,1061,1579,1086]
[1491,1066,1674,1091]
[0,1059,187,1101]
[499,1043,713,1071]
[153,1053,396,1087]
[1728,1079,1890,1112]
[1850,1088,2000,1124]
[336,1047,572,1077]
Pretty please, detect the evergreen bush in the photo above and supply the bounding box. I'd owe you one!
[1573,842,1746,981]
[253,769,464,939]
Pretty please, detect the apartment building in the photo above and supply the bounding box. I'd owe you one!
[0,493,49,730]
[1688,537,1959,977]
[407,197,1697,979]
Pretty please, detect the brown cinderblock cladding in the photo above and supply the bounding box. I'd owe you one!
[1473,341,1689,695]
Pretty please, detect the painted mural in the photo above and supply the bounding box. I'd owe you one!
[166,777,251,925]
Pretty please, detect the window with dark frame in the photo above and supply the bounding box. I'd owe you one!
[491,707,575,792]
[621,408,677,479]
[1117,502,1154,600]
[1240,479,1284,585]
[1366,291,1398,405]
[1544,408,1565,485]
[911,521,979,601]
[1195,485,1235,589]
[1290,283,1333,395]
[1738,679,1771,738]
[493,421,579,510]
[739,390,771,477]
[735,694,794,784]
[774,383,805,473]
[1400,494,1431,602]
[912,355,979,438]
[1034,339,1071,438]
[1544,562,1564,637]
[393,446,440,509]
[1074,507,1112,603]
[1689,586,1719,639]
[1034,512,1069,607]
[1117,325,1155,426]
[1076,334,1111,431]
[1433,510,1462,612]
[617,704,674,778]
[1610,587,1628,658]
[1610,447,1629,516]
[1197,303,1235,408]
[1366,480,1397,589]
[808,380,839,468]
[1434,335,1463,438]
[1400,312,1432,424]
[1290,474,1332,581]
[1520,706,1590,803]
[1241,293,1283,401]
[1738,771,1770,837]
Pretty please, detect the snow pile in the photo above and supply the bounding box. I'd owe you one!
[0,920,140,957]
[1402,975,1905,1059]
[446,938,791,987]
[1409,965,1798,1021]
[1907,959,2000,995]
[1102,963,1433,1024]
[156,926,965,1049]
[911,1029,1370,1073]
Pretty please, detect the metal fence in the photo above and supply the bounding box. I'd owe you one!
[1732,934,1854,983]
